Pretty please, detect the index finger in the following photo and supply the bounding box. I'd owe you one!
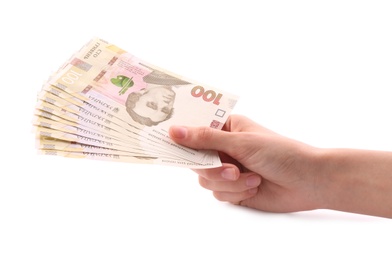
[192,163,241,181]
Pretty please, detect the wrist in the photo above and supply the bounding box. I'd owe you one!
[310,148,341,211]
[300,147,333,211]
[311,148,392,218]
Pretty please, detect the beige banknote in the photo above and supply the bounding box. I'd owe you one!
[37,87,191,155]
[39,149,216,168]
[37,136,218,168]
[35,94,213,163]
[36,38,238,168]
[39,82,223,165]
[34,115,191,160]
[34,117,156,156]
[38,136,145,156]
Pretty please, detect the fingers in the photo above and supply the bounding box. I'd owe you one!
[192,163,241,181]
[213,188,259,204]
[169,118,266,204]
[192,164,262,204]
[223,114,277,134]
[208,173,261,204]
[198,172,261,193]
[169,125,237,153]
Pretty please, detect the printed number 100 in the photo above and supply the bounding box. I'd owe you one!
[191,86,222,105]
[61,70,82,84]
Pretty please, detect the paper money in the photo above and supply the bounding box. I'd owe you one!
[34,38,239,168]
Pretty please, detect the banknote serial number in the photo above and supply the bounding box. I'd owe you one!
[191,86,222,105]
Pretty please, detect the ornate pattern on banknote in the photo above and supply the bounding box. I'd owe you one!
[34,38,239,168]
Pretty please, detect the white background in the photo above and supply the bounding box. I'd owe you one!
[1,0,392,259]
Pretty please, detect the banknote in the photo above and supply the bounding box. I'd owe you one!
[39,150,217,168]
[35,38,239,168]
[37,87,196,158]
[34,117,157,156]
[34,95,215,163]
[37,136,219,168]
[36,135,220,168]
[38,136,147,156]
[33,115,205,161]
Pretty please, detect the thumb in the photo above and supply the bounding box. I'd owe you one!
[169,125,234,153]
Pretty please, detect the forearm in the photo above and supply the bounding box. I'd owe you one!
[316,148,392,218]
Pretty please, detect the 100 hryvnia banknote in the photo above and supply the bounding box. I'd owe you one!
[34,38,238,168]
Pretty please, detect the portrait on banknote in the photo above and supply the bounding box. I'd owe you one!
[94,53,191,126]
[36,37,238,168]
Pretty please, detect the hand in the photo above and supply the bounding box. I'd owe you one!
[169,115,322,213]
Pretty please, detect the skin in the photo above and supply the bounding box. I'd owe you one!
[169,115,392,219]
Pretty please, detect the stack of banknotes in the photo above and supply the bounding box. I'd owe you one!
[33,38,238,168]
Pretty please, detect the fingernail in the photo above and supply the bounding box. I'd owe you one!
[221,168,236,180]
[246,175,261,187]
[170,126,187,139]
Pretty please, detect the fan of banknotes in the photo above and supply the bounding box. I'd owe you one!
[33,38,239,168]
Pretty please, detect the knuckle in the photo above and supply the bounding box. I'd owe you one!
[198,176,209,189]
[196,127,214,142]
[213,191,227,201]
